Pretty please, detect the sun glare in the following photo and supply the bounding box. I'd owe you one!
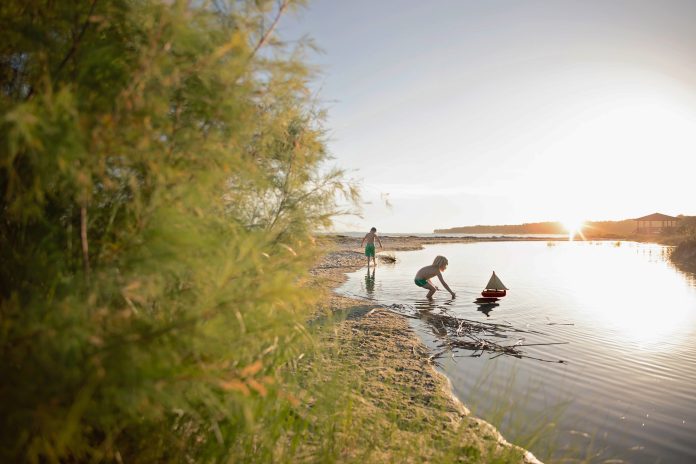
[562,219,586,240]
[554,242,694,347]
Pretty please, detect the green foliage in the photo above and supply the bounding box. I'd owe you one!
[671,217,696,269]
[675,216,696,239]
[0,0,357,461]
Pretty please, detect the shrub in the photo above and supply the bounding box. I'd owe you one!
[0,1,356,461]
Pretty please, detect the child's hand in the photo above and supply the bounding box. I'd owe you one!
[450,291,456,298]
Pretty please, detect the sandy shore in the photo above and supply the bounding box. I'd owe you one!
[310,235,540,463]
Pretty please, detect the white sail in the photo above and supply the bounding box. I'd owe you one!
[485,271,508,290]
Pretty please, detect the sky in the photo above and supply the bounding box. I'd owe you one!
[280,0,696,232]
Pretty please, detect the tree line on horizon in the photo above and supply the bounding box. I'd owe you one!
[435,216,696,238]
[435,219,637,236]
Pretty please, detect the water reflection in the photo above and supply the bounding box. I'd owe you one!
[412,298,459,337]
[474,296,501,317]
[364,267,376,299]
[476,302,499,317]
[413,296,456,312]
[549,243,694,347]
[413,298,437,312]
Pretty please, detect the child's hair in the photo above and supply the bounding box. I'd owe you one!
[370,227,377,232]
[432,255,448,268]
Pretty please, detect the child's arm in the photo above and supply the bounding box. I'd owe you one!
[377,235,383,248]
[437,273,455,297]
[361,234,367,247]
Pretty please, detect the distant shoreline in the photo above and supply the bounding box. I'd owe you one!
[322,233,696,276]
[433,218,636,236]
[324,233,627,250]
[326,231,633,241]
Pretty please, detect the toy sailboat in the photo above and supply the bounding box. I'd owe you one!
[481,271,508,298]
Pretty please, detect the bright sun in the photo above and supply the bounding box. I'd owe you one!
[561,219,586,239]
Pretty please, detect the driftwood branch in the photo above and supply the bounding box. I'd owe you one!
[386,304,567,364]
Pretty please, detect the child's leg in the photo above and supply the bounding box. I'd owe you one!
[424,282,437,299]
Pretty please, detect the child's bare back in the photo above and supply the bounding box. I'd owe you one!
[414,264,441,281]
[363,231,378,245]
[361,227,382,267]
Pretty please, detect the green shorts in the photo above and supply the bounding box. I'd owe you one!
[414,279,428,288]
[365,243,376,257]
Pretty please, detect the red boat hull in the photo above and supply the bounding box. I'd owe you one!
[481,289,506,298]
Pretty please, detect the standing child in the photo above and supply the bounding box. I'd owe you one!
[414,255,456,299]
[361,227,383,267]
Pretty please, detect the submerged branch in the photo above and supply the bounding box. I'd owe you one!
[386,304,567,364]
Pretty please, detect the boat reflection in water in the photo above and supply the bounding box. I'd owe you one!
[475,300,499,317]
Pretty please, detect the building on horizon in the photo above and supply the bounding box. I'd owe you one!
[634,213,678,234]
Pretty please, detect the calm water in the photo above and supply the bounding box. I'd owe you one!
[337,241,696,463]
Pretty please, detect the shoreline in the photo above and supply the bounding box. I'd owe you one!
[326,233,696,276]
[312,235,541,463]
